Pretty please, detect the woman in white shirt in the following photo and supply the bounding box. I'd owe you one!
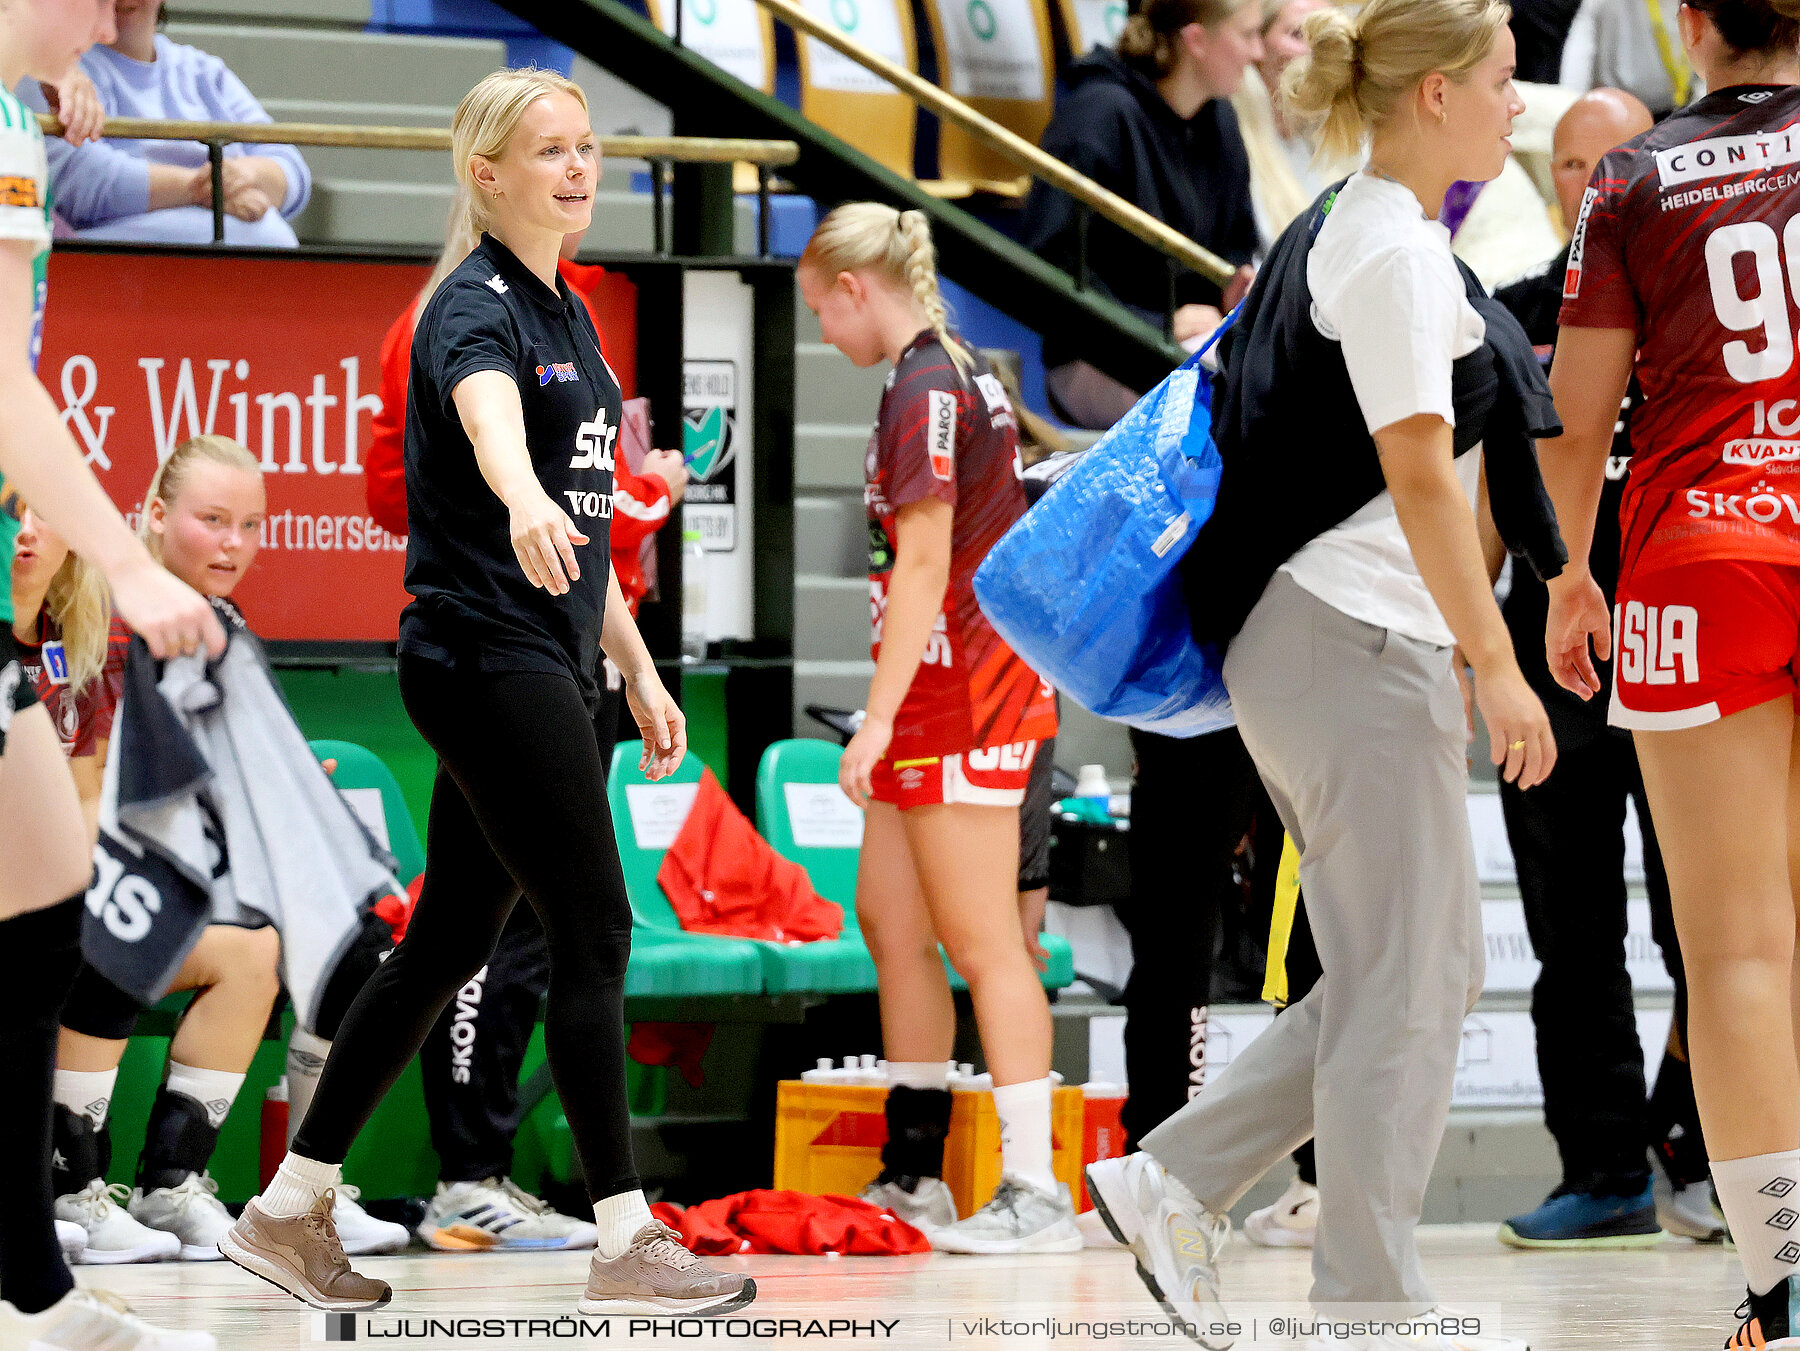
[1085,0,1556,1342]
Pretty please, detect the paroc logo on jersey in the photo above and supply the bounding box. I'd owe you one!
[1564,186,1599,300]
[927,389,956,481]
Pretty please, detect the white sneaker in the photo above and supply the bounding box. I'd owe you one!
[1245,1176,1318,1248]
[417,1177,598,1251]
[56,1219,86,1262]
[55,1180,179,1265]
[1085,1152,1234,1349]
[128,1172,232,1261]
[1653,1172,1728,1243]
[859,1176,958,1231]
[929,1175,1083,1254]
[0,1287,216,1349]
[332,1184,411,1256]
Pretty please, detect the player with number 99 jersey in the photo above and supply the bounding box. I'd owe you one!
[864,332,1057,806]
[1562,82,1800,728]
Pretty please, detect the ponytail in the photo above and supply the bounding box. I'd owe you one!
[802,202,975,377]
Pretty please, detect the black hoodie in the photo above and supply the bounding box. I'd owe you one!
[1020,45,1256,367]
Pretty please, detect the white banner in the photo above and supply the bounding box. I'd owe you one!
[1067,0,1126,53]
[683,272,757,641]
[785,782,865,848]
[800,0,910,94]
[933,0,1046,101]
[653,0,769,89]
[1466,789,1646,886]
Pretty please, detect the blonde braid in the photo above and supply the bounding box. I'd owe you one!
[897,210,974,377]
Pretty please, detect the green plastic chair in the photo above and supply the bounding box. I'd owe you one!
[754,737,1076,990]
[607,746,876,995]
[310,739,426,885]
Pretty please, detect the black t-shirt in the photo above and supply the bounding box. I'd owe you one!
[400,234,622,704]
[1494,245,1638,749]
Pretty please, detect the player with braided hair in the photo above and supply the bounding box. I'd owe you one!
[798,203,1069,1254]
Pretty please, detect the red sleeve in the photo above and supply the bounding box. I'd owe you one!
[70,618,131,757]
[1558,156,1640,332]
[879,368,964,514]
[364,302,417,539]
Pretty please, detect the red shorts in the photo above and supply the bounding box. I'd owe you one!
[1609,559,1800,730]
[869,739,1040,810]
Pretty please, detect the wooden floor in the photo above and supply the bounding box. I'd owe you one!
[78,1224,1744,1348]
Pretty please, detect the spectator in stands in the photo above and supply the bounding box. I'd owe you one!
[1559,0,1696,117]
[19,0,311,245]
[362,204,682,1253]
[1490,87,1723,1250]
[1233,0,1356,251]
[1020,0,1261,430]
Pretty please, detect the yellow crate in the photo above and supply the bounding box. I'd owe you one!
[773,1080,1087,1219]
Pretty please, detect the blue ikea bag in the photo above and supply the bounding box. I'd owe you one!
[973,324,1235,738]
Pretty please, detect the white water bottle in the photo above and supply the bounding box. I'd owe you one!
[1074,764,1110,800]
[681,528,708,663]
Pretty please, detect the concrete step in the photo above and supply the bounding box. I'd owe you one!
[796,423,869,493]
[793,659,875,731]
[183,0,370,21]
[793,493,866,578]
[793,575,870,665]
[166,23,507,109]
[797,341,886,427]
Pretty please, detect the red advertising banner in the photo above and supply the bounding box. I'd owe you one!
[38,249,639,644]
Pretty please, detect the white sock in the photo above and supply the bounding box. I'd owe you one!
[285,1028,332,1148]
[889,1061,950,1091]
[1713,1150,1800,1296]
[260,1152,342,1218]
[593,1189,656,1258]
[52,1068,117,1129]
[992,1076,1058,1195]
[163,1062,246,1130]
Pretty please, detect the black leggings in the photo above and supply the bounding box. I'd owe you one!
[0,895,84,1313]
[292,657,638,1201]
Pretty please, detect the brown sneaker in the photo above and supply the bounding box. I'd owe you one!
[577,1223,755,1317]
[218,1190,392,1311]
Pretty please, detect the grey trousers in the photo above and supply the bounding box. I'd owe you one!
[1142,572,1484,1310]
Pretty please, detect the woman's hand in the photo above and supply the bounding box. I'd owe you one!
[1223,264,1256,311]
[108,556,226,660]
[187,158,286,221]
[506,490,589,596]
[838,714,893,810]
[626,668,686,779]
[1546,568,1612,699]
[643,448,688,505]
[1172,303,1223,346]
[1470,655,1557,789]
[41,70,104,145]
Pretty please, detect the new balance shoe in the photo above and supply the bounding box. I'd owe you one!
[56,1218,86,1262]
[1244,1177,1318,1248]
[1727,1273,1800,1349]
[55,1179,180,1264]
[577,1222,756,1316]
[219,1191,392,1311]
[1653,1172,1728,1243]
[417,1177,598,1251]
[333,1184,411,1256]
[0,1288,216,1350]
[129,1172,232,1261]
[928,1176,1081,1254]
[859,1174,958,1231]
[1496,1181,1661,1249]
[1085,1152,1234,1349]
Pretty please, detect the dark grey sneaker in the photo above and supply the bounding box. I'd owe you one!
[576,1223,755,1317]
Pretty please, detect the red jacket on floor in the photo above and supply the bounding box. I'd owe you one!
[650,1190,930,1255]
[656,768,843,943]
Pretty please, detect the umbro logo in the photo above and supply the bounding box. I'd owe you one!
[1779,1242,1800,1264]
[486,275,508,295]
[208,1098,232,1122]
[1760,1178,1796,1198]
[1769,1208,1800,1231]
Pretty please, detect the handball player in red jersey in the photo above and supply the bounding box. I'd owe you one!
[1544,0,1800,1341]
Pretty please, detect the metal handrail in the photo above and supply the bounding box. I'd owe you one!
[750,0,1232,287]
[34,114,801,250]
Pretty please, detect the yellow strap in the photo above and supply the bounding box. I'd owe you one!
[1261,834,1303,1006]
[1643,0,1691,109]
